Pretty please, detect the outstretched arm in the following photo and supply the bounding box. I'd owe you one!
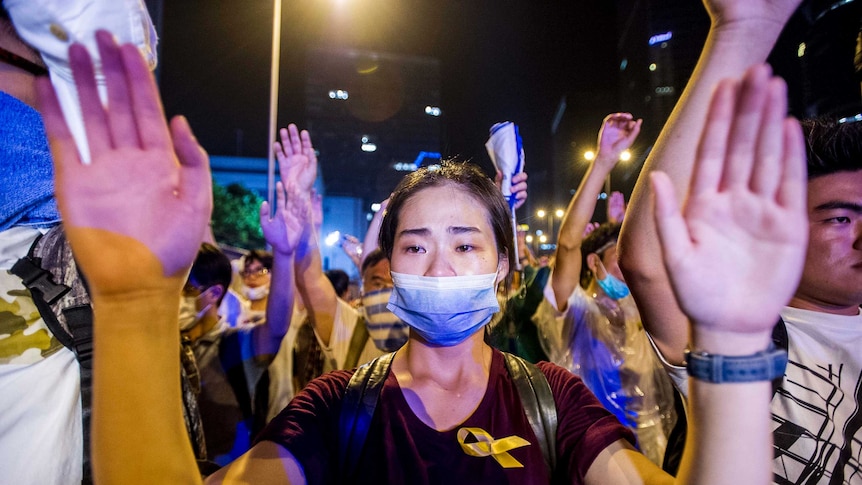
[586,65,807,485]
[274,125,338,346]
[255,179,305,360]
[552,113,640,310]
[38,31,209,484]
[617,0,804,364]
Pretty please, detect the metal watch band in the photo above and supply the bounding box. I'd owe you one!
[684,346,788,383]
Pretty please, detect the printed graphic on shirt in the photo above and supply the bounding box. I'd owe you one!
[772,357,862,484]
[0,271,62,364]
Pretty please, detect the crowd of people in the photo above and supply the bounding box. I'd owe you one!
[0,0,860,483]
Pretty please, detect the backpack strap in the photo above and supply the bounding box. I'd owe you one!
[502,352,557,474]
[338,351,395,479]
[770,317,789,397]
[11,227,95,484]
[343,316,370,370]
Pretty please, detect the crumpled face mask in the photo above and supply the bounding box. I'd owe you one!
[361,287,409,352]
[178,295,211,332]
[387,271,500,347]
[595,260,630,300]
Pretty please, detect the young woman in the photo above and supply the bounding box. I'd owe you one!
[43,29,806,485]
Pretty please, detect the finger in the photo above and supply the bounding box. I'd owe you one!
[118,40,171,151]
[777,117,808,212]
[260,200,271,225]
[172,115,212,211]
[720,64,771,189]
[36,76,84,207]
[691,79,737,196]
[651,171,692,266]
[96,30,138,149]
[511,172,528,184]
[622,119,642,145]
[750,77,788,197]
[277,128,291,156]
[69,42,110,157]
[288,124,302,155]
[276,180,287,213]
[300,129,315,160]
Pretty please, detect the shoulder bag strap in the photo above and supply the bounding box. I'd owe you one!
[503,352,557,474]
[338,351,395,479]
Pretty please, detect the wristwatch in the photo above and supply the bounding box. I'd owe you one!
[685,345,788,383]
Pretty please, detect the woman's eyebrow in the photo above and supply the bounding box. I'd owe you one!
[449,226,480,235]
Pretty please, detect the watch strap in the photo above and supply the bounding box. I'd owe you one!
[685,345,788,383]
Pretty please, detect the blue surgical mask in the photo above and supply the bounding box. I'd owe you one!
[387,271,500,347]
[595,260,630,300]
[361,287,409,352]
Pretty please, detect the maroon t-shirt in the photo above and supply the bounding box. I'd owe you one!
[258,349,634,484]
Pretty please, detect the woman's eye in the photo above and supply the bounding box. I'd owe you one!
[405,246,424,253]
[456,245,474,252]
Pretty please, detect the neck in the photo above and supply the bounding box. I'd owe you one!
[249,296,267,311]
[788,295,861,317]
[394,332,491,388]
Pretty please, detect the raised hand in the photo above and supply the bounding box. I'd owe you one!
[495,171,529,210]
[607,191,626,224]
[340,234,363,269]
[260,180,307,257]
[37,30,212,292]
[595,113,641,166]
[651,65,807,351]
[274,124,317,194]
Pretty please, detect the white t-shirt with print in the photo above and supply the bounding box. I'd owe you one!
[658,306,862,484]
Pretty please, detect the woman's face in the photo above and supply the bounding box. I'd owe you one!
[389,183,508,283]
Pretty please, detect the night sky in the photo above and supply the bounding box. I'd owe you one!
[156,0,622,207]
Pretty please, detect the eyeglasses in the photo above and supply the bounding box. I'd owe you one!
[0,46,48,77]
[241,267,270,278]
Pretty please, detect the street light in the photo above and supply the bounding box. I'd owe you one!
[584,150,596,161]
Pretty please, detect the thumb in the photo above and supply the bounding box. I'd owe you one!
[651,171,690,266]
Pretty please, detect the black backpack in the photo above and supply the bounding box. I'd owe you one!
[10,226,209,483]
[337,351,558,480]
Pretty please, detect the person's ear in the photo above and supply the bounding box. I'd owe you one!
[204,284,224,303]
[586,253,601,275]
[495,253,510,285]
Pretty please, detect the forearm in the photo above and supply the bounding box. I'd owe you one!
[675,329,774,485]
[257,249,296,357]
[362,209,385,262]
[91,282,201,484]
[618,18,791,364]
[620,19,790,276]
[294,231,337,345]
[553,160,614,304]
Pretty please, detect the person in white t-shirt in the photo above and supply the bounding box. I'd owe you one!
[617,0,862,480]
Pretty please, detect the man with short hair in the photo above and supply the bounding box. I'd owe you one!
[618,0,862,480]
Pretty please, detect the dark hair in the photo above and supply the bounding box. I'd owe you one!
[360,248,388,276]
[579,223,621,288]
[379,161,514,272]
[325,269,350,298]
[245,249,273,270]
[190,243,233,306]
[802,117,862,179]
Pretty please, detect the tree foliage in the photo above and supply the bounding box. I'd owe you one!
[211,182,265,249]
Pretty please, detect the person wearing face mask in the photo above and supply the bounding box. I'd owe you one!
[47,31,805,484]
[183,221,300,467]
[542,114,676,467]
[236,250,273,326]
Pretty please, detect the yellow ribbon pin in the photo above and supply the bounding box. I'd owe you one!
[457,427,531,468]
